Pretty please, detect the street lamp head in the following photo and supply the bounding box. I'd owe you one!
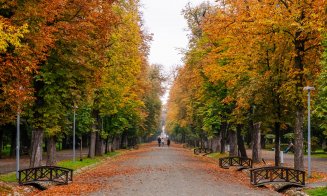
[303,86,315,91]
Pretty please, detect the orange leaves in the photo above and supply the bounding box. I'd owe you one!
[167,0,325,137]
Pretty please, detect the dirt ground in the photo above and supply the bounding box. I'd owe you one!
[33,143,280,196]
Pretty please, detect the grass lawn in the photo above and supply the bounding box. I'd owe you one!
[207,152,229,159]
[0,172,17,182]
[305,187,327,196]
[57,151,120,170]
[311,153,327,158]
[304,150,327,158]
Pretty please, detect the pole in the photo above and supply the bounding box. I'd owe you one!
[303,86,314,178]
[308,89,311,178]
[16,111,20,179]
[73,108,76,162]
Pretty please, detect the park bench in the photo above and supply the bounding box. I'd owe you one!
[19,166,73,189]
[218,156,253,170]
[193,147,213,155]
[249,166,305,190]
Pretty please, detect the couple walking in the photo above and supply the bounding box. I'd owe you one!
[157,137,170,147]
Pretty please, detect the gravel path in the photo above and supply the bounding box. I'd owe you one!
[79,144,280,196]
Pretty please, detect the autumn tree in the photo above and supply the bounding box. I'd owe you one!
[167,0,325,170]
[1,0,117,166]
[0,2,35,125]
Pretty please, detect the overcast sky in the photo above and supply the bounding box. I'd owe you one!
[140,0,214,73]
[140,0,215,104]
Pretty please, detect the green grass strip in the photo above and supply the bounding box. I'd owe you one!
[57,151,121,170]
[0,172,17,182]
[206,152,229,159]
[305,186,327,196]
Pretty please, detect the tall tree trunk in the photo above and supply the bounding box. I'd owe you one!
[274,122,281,166]
[111,136,116,151]
[79,136,83,161]
[105,135,109,154]
[95,131,103,156]
[293,22,306,170]
[237,124,247,158]
[46,136,56,166]
[88,131,96,158]
[30,128,44,167]
[113,136,119,150]
[248,119,254,149]
[220,122,227,153]
[229,130,238,156]
[121,133,128,149]
[252,122,261,163]
[213,132,222,152]
[294,110,304,170]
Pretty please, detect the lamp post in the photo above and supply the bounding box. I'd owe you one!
[16,109,20,179]
[303,86,314,178]
[16,86,24,179]
[73,105,78,162]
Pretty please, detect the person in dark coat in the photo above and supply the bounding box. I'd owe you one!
[157,137,161,147]
[167,138,171,147]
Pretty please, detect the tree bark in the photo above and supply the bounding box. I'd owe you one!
[46,136,56,166]
[274,122,281,166]
[30,128,44,167]
[95,131,103,156]
[220,122,227,153]
[111,136,116,151]
[292,21,306,170]
[88,131,96,158]
[252,122,261,163]
[294,110,304,170]
[229,130,238,156]
[79,136,83,161]
[237,124,247,158]
[121,133,128,149]
[105,135,109,154]
[213,132,222,152]
[112,136,120,150]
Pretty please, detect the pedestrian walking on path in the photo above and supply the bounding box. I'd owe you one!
[284,141,294,153]
[167,138,171,147]
[157,137,161,147]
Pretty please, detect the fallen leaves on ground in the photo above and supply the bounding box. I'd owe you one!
[7,142,327,195]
